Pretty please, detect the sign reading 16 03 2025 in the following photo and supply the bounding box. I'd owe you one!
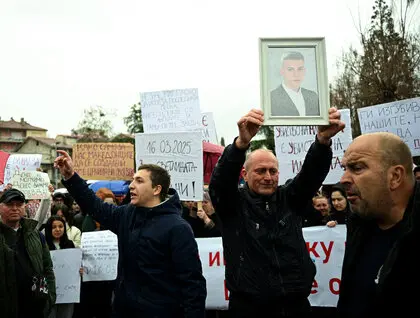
[146,140,192,155]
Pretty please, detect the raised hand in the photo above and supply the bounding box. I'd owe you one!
[317,107,346,145]
[235,109,265,149]
[54,150,75,180]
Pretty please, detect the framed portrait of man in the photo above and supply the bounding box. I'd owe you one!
[259,37,330,125]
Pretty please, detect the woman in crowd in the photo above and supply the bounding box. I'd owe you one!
[327,184,352,226]
[51,203,82,247]
[45,215,78,318]
[182,189,221,238]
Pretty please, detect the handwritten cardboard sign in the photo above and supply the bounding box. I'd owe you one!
[81,230,118,282]
[140,88,202,133]
[50,249,83,304]
[73,143,135,180]
[11,171,50,199]
[357,98,420,156]
[274,109,352,185]
[135,131,203,201]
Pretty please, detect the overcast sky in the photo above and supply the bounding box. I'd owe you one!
[1,0,417,144]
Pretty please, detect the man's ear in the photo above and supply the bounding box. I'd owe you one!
[389,165,405,190]
[242,168,248,182]
[153,185,162,197]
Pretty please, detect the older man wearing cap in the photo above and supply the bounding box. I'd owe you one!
[0,188,56,318]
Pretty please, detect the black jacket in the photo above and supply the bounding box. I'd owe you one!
[209,137,332,300]
[337,182,420,317]
[63,173,206,318]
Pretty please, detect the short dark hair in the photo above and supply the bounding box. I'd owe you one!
[281,51,305,65]
[414,166,420,174]
[138,164,171,201]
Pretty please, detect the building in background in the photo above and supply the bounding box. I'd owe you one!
[0,117,47,152]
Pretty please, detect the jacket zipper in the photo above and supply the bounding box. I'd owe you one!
[267,200,285,295]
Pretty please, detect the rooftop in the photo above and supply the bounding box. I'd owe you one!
[0,117,47,131]
[14,136,73,152]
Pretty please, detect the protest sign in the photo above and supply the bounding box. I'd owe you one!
[140,88,202,133]
[274,109,352,184]
[81,230,118,282]
[11,171,50,199]
[0,150,10,186]
[2,154,42,189]
[135,131,203,201]
[50,249,83,304]
[73,143,134,180]
[357,98,420,156]
[201,112,218,144]
[197,225,346,309]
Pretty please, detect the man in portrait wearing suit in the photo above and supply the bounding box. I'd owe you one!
[270,51,319,116]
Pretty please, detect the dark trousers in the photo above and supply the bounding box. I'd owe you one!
[228,292,312,318]
[73,281,114,318]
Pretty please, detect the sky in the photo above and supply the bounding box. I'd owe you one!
[1,0,418,144]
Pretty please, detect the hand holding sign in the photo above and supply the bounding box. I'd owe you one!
[54,151,75,180]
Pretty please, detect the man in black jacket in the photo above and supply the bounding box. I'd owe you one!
[337,132,419,317]
[209,107,345,317]
[54,153,206,318]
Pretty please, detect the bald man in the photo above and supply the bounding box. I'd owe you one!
[337,132,419,318]
[209,107,345,318]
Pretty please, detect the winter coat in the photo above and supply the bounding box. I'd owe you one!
[0,218,56,318]
[209,136,332,300]
[63,173,206,318]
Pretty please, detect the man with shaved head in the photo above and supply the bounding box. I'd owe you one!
[209,107,345,317]
[337,132,419,318]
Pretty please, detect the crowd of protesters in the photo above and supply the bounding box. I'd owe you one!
[1,107,420,318]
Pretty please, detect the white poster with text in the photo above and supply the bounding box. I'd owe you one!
[135,131,203,201]
[357,98,420,156]
[197,225,346,309]
[50,249,83,304]
[274,109,352,185]
[2,154,42,190]
[201,112,218,144]
[11,171,50,199]
[81,230,119,282]
[140,88,202,133]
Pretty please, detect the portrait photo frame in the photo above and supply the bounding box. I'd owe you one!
[259,37,330,126]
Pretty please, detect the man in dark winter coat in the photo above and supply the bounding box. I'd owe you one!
[0,188,56,318]
[209,107,345,317]
[54,151,206,318]
[337,132,420,317]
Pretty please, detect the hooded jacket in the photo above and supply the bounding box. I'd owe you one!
[209,136,332,301]
[62,173,206,318]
